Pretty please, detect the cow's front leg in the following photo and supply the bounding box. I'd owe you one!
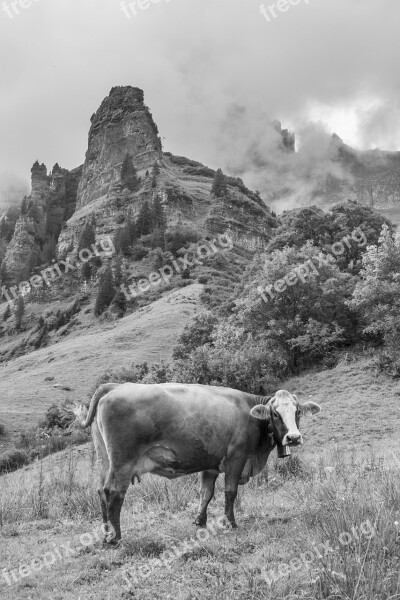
[195,471,219,527]
[224,456,247,529]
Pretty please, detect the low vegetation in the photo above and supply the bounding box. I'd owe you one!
[1,444,399,599]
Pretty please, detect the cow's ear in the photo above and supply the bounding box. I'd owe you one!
[299,401,321,416]
[250,404,269,421]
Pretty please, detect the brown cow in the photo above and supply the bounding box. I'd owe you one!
[74,383,320,543]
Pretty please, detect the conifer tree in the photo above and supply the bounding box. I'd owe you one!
[80,261,91,283]
[121,153,140,192]
[15,295,25,331]
[113,289,127,316]
[3,303,10,321]
[94,265,115,316]
[20,197,28,216]
[211,168,227,198]
[113,255,124,286]
[0,219,8,240]
[152,194,166,231]
[78,221,96,253]
[136,200,152,236]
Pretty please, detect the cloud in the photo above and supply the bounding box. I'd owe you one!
[0,0,399,205]
[0,171,29,209]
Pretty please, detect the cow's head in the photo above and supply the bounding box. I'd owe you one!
[250,390,320,453]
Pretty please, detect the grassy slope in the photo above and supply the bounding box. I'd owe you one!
[0,283,202,454]
[2,355,400,599]
[377,206,400,227]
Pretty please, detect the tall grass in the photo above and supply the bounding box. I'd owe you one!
[1,445,400,599]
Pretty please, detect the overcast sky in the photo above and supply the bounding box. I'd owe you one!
[0,0,399,201]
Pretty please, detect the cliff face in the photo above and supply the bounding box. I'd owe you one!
[76,86,162,209]
[2,162,82,281]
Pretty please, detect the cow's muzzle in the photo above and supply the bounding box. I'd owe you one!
[282,433,303,446]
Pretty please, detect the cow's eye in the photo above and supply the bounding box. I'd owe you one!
[273,410,280,419]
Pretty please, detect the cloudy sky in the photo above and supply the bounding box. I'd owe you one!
[0,0,399,202]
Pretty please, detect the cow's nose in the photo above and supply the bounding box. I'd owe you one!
[287,433,301,444]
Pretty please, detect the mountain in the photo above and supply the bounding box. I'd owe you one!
[0,86,279,285]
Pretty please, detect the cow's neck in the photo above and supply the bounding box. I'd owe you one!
[245,394,276,477]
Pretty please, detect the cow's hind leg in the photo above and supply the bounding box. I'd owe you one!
[91,422,110,541]
[195,471,219,527]
[103,464,132,544]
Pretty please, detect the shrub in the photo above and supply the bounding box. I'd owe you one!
[173,312,218,360]
[0,449,29,475]
[0,423,5,436]
[39,402,75,431]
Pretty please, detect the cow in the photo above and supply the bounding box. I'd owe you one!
[74,383,320,543]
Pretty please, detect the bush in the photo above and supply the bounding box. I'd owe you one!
[39,402,75,430]
[0,449,29,474]
[173,312,218,360]
[0,423,5,436]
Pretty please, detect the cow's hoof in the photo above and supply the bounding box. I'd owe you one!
[103,537,121,548]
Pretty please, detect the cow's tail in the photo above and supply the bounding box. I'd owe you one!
[74,383,120,428]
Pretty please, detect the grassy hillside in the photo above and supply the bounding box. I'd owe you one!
[0,284,202,454]
[377,206,400,227]
[1,355,400,599]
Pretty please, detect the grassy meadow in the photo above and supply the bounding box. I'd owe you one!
[1,355,400,599]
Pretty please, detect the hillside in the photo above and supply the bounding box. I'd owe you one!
[0,283,202,454]
[0,86,280,456]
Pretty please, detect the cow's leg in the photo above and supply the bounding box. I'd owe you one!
[195,471,219,527]
[224,456,247,529]
[91,422,110,541]
[104,464,132,544]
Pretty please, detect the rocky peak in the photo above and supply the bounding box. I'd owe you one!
[76,86,162,209]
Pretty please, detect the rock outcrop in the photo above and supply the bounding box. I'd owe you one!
[76,86,162,209]
[2,162,82,281]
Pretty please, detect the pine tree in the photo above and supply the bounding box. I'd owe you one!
[0,261,9,285]
[113,289,127,316]
[152,195,166,230]
[121,153,141,193]
[78,221,96,253]
[3,303,10,321]
[136,201,152,237]
[42,236,57,263]
[153,161,160,176]
[27,201,41,222]
[15,295,25,331]
[94,265,115,316]
[211,168,227,198]
[128,216,137,245]
[0,219,8,240]
[20,197,28,215]
[113,255,124,286]
[80,261,91,283]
